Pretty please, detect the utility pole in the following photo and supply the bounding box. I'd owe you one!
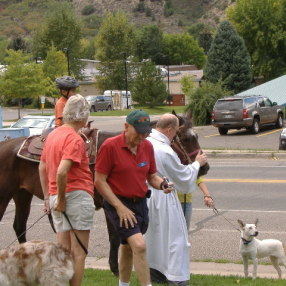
[123,52,129,109]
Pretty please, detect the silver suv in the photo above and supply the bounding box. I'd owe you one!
[212,95,284,135]
[86,95,113,112]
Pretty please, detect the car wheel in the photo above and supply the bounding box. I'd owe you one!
[90,106,96,113]
[251,118,260,134]
[275,113,283,128]
[218,127,228,135]
[107,105,112,111]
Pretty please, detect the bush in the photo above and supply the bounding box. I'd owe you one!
[164,0,174,17]
[81,5,96,16]
[145,7,152,17]
[186,80,232,125]
[133,2,145,13]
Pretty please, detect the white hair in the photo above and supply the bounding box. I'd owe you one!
[63,94,90,123]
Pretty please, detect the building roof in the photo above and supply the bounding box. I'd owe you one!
[237,75,286,106]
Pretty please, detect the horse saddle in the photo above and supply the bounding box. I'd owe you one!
[17,128,98,164]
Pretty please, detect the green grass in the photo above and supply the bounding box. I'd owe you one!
[89,105,187,116]
[82,269,285,285]
[28,105,187,117]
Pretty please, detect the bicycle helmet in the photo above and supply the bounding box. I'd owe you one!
[55,76,79,90]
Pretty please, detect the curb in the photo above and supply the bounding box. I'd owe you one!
[205,149,286,159]
[85,257,280,279]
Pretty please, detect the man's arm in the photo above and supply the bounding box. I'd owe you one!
[94,172,137,228]
[55,159,73,212]
[147,173,173,193]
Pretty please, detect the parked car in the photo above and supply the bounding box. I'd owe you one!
[212,95,284,135]
[85,95,113,112]
[10,115,55,136]
[279,128,286,150]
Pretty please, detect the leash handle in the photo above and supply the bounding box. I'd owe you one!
[63,211,88,255]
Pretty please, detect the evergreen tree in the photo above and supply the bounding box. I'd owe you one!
[205,21,252,94]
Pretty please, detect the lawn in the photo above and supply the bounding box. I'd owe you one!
[83,269,285,285]
[88,105,187,116]
[32,105,187,117]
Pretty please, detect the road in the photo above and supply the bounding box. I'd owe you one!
[1,158,286,263]
[2,108,284,151]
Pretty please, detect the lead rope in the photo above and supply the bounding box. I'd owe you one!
[5,212,47,249]
[174,135,192,216]
[212,207,241,232]
[175,137,240,232]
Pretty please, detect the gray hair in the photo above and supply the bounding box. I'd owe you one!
[63,94,90,123]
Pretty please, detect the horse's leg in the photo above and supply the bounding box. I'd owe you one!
[12,190,33,243]
[0,196,12,221]
[104,209,120,276]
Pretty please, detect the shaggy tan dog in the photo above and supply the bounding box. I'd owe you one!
[0,240,74,286]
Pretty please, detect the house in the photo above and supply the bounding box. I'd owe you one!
[161,65,203,106]
[237,75,286,106]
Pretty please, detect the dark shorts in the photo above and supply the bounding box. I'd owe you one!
[103,197,149,244]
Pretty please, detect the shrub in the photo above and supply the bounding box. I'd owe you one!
[82,5,96,16]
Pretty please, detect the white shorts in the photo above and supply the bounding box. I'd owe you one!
[50,190,95,233]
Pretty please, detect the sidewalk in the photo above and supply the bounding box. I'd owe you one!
[85,257,280,279]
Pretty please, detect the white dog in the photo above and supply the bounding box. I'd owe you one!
[238,219,286,279]
[0,240,74,286]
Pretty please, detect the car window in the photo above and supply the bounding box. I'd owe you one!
[104,96,112,101]
[264,98,272,106]
[244,97,257,108]
[215,99,243,110]
[13,118,49,128]
[258,99,265,107]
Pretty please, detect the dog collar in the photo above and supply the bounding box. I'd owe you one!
[241,237,252,245]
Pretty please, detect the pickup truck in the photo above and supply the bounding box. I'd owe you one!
[212,95,284,135]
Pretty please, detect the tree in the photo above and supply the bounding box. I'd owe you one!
[135,25,164,64]
[131,62,167,106]
[0,50,49,118]
[204,21,252,94]
[32,1,82,76]
[42,45,67,82]
[186,81,232,126]
[7,36,27,52]
[180,75,195,96]
[42,45,68,97]
[95,12,135,91]
[227,0,286,80]
[188,23,213,54]
[163,33,206,68]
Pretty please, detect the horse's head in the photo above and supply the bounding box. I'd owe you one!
[172,110,210,177]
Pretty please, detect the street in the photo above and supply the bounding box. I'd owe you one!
[1,157,286,263]
[1,108,286,263]
[1,107,284,151]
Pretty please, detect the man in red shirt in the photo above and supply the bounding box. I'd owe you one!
[55,76,79,127]
[94,109,173,286]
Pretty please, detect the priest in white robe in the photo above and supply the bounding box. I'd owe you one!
[145,113,208,285]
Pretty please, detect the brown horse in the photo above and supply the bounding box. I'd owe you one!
[0,111,209,275]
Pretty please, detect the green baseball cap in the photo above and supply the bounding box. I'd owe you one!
[126,109,152,134]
